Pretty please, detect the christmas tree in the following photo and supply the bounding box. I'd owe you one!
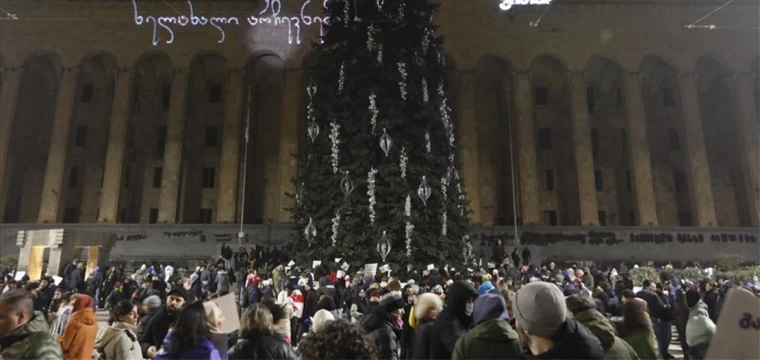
[288,0,472,270]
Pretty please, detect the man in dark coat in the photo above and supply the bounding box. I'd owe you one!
[429,281,478,360]
[69,263,83,290]
[62,259,77,288]
[522,247,531,266]
[511,249,520,269]
[362,291,405,360]
[139,287,187,358]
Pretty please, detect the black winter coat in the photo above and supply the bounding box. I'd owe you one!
[139,307,177,356]
[227,334,296,360]
[525,319,605,360]
[362,312,402,360]
[429,282,478,360]
[412,319,434,360]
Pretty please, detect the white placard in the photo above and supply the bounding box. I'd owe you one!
[52,276,63,286]
[427,264,435,271]
[209,294,240,333]
[704,289,760,360]
[312,260,322,269]
[487,262,495,268]
[341,262,350,271]
[287,260,295,267]
[335,258,342,263]
[14,271,25,281]
[364,264,378,277]
[380,264,391,273]
[498,0,552,11]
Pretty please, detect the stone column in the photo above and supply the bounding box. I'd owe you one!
[623,72,658,225]
[37,68,79,223]
[98,69,134,223]
[277,69,300,223]
[677,73,717,226]
[0,67,23,221]
[514,72,540,224]
[569,72,599,226]
[217,69,244,223]
[734,73,760,226]
[158,69,189,223]
[457,70,483,224]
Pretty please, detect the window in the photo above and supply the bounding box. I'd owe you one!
[662,87,676,106]
[538,128,552,150]
[586,87,595,114]
[208,85,222,103]
[616,88,624,107]
[157,126,167,157]
[534,87,548,106]
[591,129,599,159]
[595,169,604,191]
[620,129,627,152]
[152,167,163,188]
[626,170,632,191]
[678,211,693,226]
[668,129,680,151]
[673,169,687,191]
[199,208,213,224]
[205,126,220,147]
[74,126,88,147]
[202,167,216,189]
[598,211,607,226]
[542,211,558,226]
[124,167,131,189]
[68,167,79,188]
[162,85,172,111]
[81,84,93,103]
[63,208,79,223]
[629,210,636,225]
[542,169,555,191]
[149,208,159,224]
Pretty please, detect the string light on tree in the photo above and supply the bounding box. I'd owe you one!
[369,92,378,134]
[398,62,408,100]
[331,212,341,247]
[400,147,408,179]
[368,167,378,225]
[329,121,340,174]
[338,62,345,94]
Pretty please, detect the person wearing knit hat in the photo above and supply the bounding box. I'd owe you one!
[513,282,604,359]
[452,293,521,360]
[361,291,405,360]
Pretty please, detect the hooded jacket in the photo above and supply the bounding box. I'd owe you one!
[59,294,98,360]
[429,282,479,360]
[452,319,521,360]
[94,322,143,360]
[685,300,716,347]
[362,311,403,360]
[0,310,62,359]
[573,308,639,360]
[133,266,148,284]
[227,332,296,360]
[526,318,605,360]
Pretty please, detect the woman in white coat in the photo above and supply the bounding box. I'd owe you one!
[94,300,143,360]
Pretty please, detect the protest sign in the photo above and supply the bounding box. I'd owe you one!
[210,294,240,333]
[335,258,342,263]
[704,288,760,360]
[487,262,495,269]
[52,276,63,286]
[341,262,350,271]
[287,260,295,267]
[427,264,435,271]
[13,271,25,281]
[312,260,322,269]
[364,263,378,277]
[379,264,391,273]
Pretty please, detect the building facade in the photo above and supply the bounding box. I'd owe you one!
[0,0,758,262]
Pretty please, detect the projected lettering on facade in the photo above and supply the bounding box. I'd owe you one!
[132,0,329,46]
[499,0,552,11]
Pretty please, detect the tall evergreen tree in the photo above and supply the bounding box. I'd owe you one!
[288,0,471,269]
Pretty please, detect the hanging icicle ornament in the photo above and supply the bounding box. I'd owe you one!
[398,62,408,100]
[307,116,319,143]
[425,132,431,153]
[306,78,319,143]
[441,211,448,236]
[343,0,351,26]
[338,62,345,95]
[377,231,392,263]
[380,128,393,157]
[441,175,449,202]
[376,0,384,11]
[399,147,408,179]
[296,182,305,208]
[405,222,414,256]
[329,121,340,174]
[367,24,376,51]
[369,92,378,134]
[307,78,318,100]
[331,212,340,247]
[418,176,432,206]
[304,217,317,246]
[398,0,405,19]
[422,78,429,103]
[368,167,378,225]
[462,235,473,264]
[377,43,384,64]
[340,171,355,197]
[405,194,412,217]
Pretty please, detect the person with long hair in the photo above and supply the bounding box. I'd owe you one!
[155,301,220,360]
[350,288,368,324]
[51,292,74,337]
[94,300,142,360]
[412,293,443,360]
[618,298,661,360]
[58,294,98,360]
[228,304,296,360]
[203,301,236,358]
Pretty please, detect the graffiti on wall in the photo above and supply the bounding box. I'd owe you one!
[477,230,758,247]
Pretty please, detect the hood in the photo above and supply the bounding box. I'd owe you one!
[574,309,616,353]
[362,310,402,334]
[689,300,710,318]
[469,318,520,343]
[444,281,479,329]
[478,281,495,295]
[95,322,137,350]
[217,269,227,275]
[4,311,50,337]
[73,294,94,311]
[529,319,604,360]
[71,307,97,326]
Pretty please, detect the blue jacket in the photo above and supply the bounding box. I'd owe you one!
[477,281,495,295]
[155,330,221,360]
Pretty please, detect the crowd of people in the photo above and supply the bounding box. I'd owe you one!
[0,244,757,360]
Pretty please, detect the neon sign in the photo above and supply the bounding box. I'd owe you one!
[132,0,329,46]
[499,0,552,11]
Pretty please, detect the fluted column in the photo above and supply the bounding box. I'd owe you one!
[514,71,540,224]
[37,68,79,223]
[734,73,760,226]
[217,69,244,223]
[0,67,23,221]
[623,72,658,225]
[569,72,599,226]
[457,70,482,224]
[98,69,134,223]
[157,68,189,223]
[277,68,300,222]
[677,72,717,226]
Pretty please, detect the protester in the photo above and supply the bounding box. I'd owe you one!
[216,266,230,296]
[684,289,716,360]
[69,263,84,291]
[51,291,75,337]
[228,303,296,360]
[360,291,405,360]
[94,300,142,360]
[262,299,292,344]
[203,301,233,358]
[513,282,604,359]
[0,289,63,359]
[137,295,162,339]
[139,287,188,358]
[565,294,638,359]
[429,281,478,359]
[350,288,368,324]
[619,298,661,360]
[452,293,521,360]
[58,294,98,360]
[298,320,378,360]
[155,301,221,360]
[412,293,443,360]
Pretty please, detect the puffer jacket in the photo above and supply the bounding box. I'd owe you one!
[574,308,640,360]
[0,310,62,359]
[227,333,296,360]
[94,322,143,360]
[685,300,716,347]
[452,318,522,360]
